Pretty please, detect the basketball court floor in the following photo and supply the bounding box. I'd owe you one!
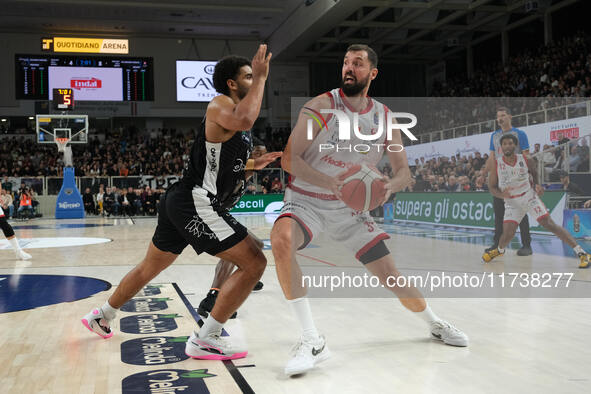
[1,214,590,393]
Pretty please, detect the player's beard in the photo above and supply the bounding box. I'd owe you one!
[340,73,370,96]
[236,83,249,100]
[503,149,515,157]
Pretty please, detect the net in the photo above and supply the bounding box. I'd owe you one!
[56,137,70,153]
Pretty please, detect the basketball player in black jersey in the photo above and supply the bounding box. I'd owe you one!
[82,44,281,360]
[197,140,268,320]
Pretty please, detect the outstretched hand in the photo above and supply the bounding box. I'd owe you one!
[253,151,282,170]
[251,44,272,80]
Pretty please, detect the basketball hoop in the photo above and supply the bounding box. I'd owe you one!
[56,137,70,153]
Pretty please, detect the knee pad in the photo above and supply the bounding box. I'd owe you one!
[0,217,15,238]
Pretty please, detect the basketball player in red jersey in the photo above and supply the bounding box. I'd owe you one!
[271,44,468,376]
[483,134,591,268]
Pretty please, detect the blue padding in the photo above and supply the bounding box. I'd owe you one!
[55,167,85,219]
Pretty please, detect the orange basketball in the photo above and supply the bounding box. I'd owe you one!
[338,164,387,212]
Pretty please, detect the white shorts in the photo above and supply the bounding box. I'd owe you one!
[278,186,390,261]
[504,189,549,224]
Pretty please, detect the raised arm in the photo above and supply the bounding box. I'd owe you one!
[207,44,272,133]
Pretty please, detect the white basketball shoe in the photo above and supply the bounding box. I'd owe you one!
[430,320,469,347]
[285,334,331,376]
[81,307,114,339]
[16,249,31,260]
[185,331,248,360]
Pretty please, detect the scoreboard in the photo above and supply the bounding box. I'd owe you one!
[15,54,154,101]
[53,88,74,110]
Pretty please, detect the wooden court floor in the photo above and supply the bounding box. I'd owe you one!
[1,216,590,393]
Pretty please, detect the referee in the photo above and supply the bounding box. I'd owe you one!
[485,107,532,256]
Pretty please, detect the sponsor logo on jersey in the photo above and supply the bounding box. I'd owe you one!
[209,147,217,172]
[233,158,245,173]
[319,154,349,168]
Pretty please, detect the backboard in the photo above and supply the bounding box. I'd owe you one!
[36,114,89,144]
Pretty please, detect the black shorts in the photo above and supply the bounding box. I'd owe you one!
[152,183,248,256]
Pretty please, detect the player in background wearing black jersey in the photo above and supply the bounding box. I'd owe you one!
[82,45,281,361]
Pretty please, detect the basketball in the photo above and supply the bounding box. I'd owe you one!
[338,164,387,212]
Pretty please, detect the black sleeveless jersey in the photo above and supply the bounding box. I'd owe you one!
[180,117,252,209]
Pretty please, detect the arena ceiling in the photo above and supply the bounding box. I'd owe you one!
[0,0,303,40]
[0,0,582,63]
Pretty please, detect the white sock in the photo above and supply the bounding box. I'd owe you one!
[101,301,118,321]
[498,247,505,253]
[8,237,21,252]
[199,315,223,338]
[415,305,441,325]
[288,297,319,339]
[574,245,585,255]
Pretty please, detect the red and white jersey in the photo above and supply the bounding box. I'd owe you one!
[291,88,389,196]
[496,153,531,197]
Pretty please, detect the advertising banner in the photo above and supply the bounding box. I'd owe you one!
[391,191,566,233]
[42,37,129,54]
[403,115,591,164]
[176,60,219,102]
[230,194,284,214]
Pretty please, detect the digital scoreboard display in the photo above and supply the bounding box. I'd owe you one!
[15,54,154,101]
[53,88,74,110]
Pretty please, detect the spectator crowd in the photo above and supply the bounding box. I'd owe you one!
[0,132,189,178]
[388,151,491,193]
[82,184,164,217]
[390,133,590,193]
[433,32,591,99]
[1,177,40,219]
[413,31,591,134]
